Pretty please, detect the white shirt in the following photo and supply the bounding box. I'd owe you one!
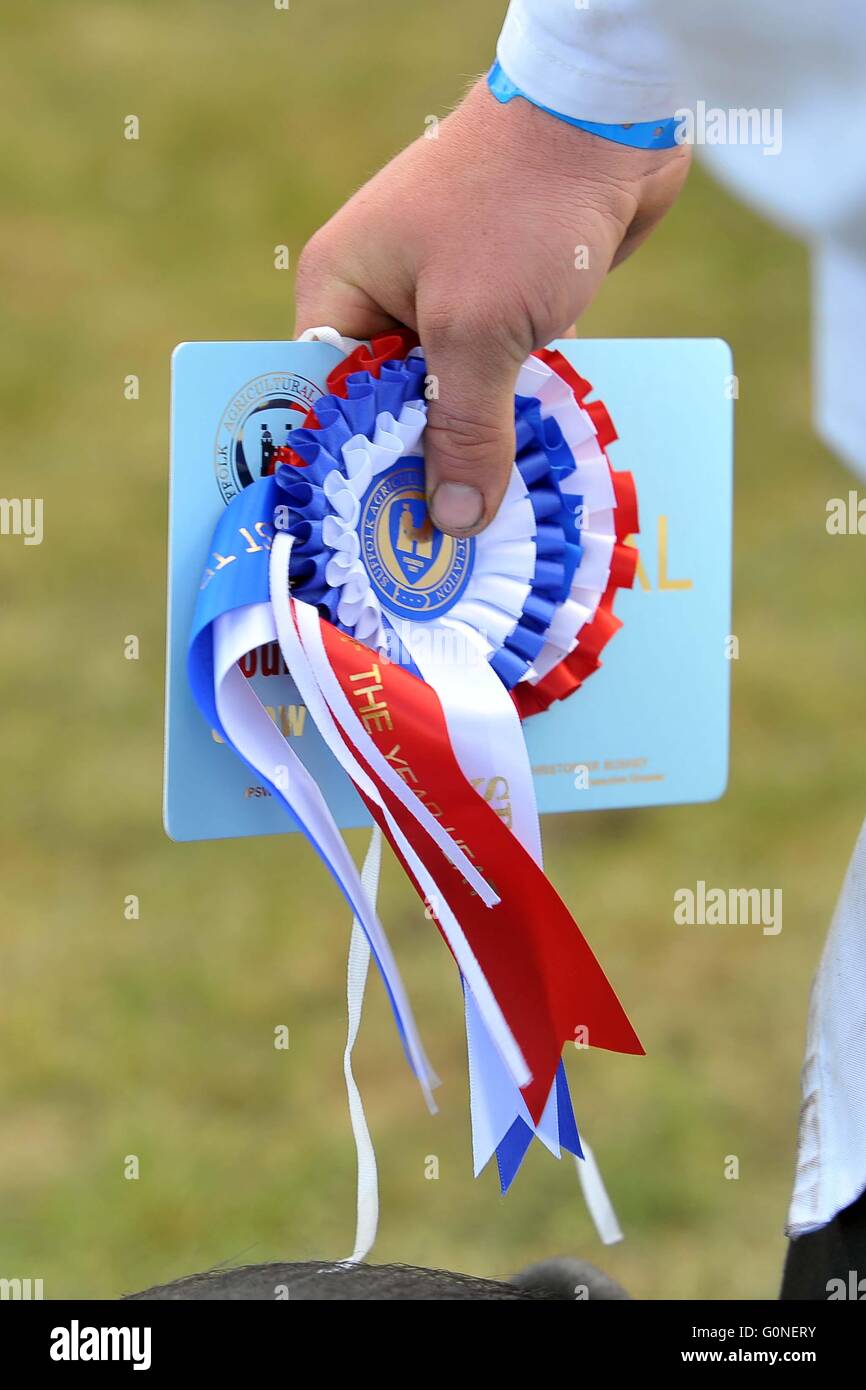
[498,0,866,478]
[499,0,866,1235]
[787,822,866,1236]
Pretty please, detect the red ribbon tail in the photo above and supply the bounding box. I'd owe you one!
[317,621,643,1125]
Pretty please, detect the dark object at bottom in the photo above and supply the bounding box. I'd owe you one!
[125,1257,630,1302]
[511,1257,630,1300]
[781,1187,866,1300]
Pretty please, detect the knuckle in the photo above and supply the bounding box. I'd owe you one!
[422,297,536,375]
[295,233,329,288]
[421,301,471,353]
[421,290,527,359]
[426,408,511,476]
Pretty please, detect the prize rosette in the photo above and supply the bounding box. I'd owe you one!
[188,327,642,1241]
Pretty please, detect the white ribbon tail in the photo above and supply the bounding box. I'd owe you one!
[574,1140,624,1246]
[341,827,382,1265]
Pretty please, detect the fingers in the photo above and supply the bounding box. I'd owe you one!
[421,319,526,537]
[293,232,403,341]
[293,277,398,342]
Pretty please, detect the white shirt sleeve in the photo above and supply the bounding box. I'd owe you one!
[496,0,683,124]
[787,817,866,1235]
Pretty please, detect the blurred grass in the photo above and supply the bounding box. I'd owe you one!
[1,0,865,1301]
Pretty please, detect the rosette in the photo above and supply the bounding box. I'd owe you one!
[276,335,638,715]
[187,328,641,1254]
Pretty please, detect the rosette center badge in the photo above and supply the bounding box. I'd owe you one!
[360,460,474,620]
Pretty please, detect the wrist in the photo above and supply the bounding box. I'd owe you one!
[457,76,634,180]
[487,60,679,151]
[457,76,680,209]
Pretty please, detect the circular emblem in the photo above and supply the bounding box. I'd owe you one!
[359,459,474,621]
[214,371,323,505]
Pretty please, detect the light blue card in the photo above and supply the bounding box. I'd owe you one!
[165,339,733,841]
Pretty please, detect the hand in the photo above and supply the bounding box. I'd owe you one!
[294,78,689,536]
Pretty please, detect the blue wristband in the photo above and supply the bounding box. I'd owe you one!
[487,60,679,151]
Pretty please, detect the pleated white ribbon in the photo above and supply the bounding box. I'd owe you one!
[293,338,621,696]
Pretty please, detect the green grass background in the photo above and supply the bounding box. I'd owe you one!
[1,0,864,1300]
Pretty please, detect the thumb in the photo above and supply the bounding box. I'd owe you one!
[421,327,524,537]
